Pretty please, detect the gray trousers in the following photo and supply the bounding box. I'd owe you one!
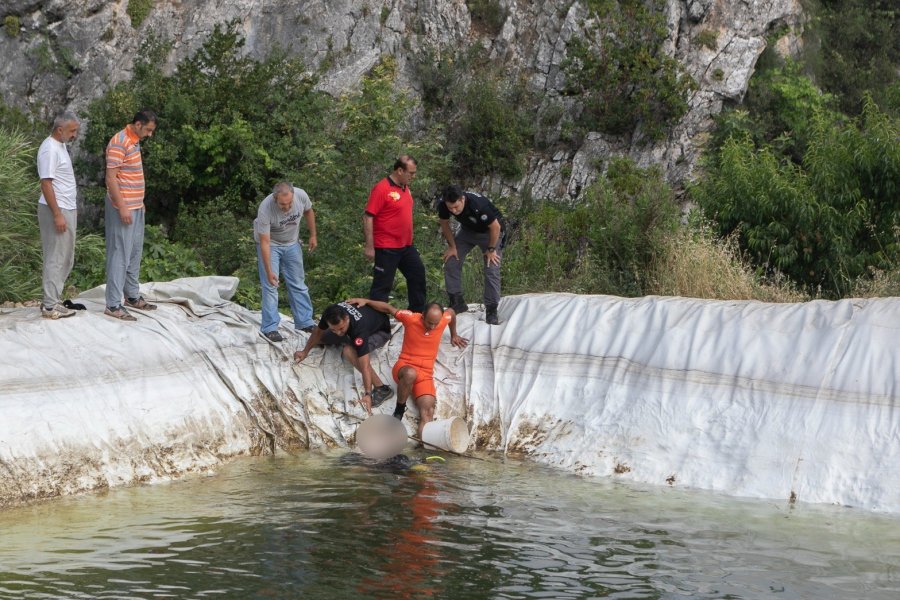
[443,227,502,306]
[38,203,77,309]
[105,198,145,308]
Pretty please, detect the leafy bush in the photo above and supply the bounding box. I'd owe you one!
[79,23,330,227]
[466,0,507,35]
[413,46,533,180]
[694,29,718,51]
[806,0,899,116]
[693,98,900,297]
[563,0,696,141]
[504,158,680,296]
[4,15,20,38]
[126,0,154,29]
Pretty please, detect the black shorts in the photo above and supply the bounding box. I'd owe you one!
[319,328,391,355]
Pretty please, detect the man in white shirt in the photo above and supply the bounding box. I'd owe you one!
[36,112,80,319]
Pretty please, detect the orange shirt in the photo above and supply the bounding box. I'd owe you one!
[106,125,145,210]
[395,309,451,370]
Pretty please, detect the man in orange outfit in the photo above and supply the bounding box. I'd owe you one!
[346,298,468,439]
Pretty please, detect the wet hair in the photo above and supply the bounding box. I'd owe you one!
[442,185,465,204]
[52,112,78,130]
[273,181,293,196]
[322,303,348,325]
[393,155,417,171]
[132,109,158,125]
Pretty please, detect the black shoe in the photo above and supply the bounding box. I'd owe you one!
[448,293,468,314]
[63,299,87,310]
[485,304,499,325]
[393,402,407,420]
[299,326,315,334]
[263,330,284,342]
[371,385,394,407]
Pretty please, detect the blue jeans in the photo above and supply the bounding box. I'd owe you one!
[257,242,316,333]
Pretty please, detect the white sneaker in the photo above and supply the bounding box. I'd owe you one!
[41,303,76,319]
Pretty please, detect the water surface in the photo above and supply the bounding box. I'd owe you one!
[0,451,897,599]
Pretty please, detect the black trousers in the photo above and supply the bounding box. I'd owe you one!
[370,245,426,312]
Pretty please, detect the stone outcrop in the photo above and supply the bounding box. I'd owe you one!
[0,0,803,198]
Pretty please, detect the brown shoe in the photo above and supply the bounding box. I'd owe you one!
[105,306,137,321]
[41,303,76,320]
[125,296,157,310]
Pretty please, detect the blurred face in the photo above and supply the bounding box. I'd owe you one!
[423,307,443,331]
[444,196,465,215]
[55,121,80,143]
[133,120,157,140]
[328,315,350,337]
[275,190,294,212]
[394,161,417,187]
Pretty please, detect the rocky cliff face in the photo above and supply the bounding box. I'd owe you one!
[0,0,803,198]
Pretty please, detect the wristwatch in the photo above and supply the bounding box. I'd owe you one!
[486,246,496,252]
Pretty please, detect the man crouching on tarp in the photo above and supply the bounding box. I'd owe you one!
[294,300,395,414]
[346,298,468,440]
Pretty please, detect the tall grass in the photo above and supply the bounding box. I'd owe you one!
[0,129,42,302]
[647,221,807,302]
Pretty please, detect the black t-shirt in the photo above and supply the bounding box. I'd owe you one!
[317,302,391,357]
[438,191,504,233]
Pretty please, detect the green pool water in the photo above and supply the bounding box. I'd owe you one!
[0,450,897,599]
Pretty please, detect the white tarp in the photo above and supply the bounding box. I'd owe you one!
[0,278,897,512]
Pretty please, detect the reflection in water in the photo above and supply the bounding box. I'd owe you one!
[0,450,897,599]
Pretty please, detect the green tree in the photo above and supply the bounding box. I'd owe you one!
[694,99,900,296]
[563,0,696,141]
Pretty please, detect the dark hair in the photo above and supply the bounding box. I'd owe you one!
[322,303,348,325]
[393,155,417,171]
[132,109,158,125]
[442,185,465,204]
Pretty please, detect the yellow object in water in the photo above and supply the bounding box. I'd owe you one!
[425,456,446,463]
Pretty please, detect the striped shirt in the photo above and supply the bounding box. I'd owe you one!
[106,125,145,210]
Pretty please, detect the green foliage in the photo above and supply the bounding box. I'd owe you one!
[4,15,20,38]
[0,99,40,139]
[380,5,390,26]
[806,0,899,115]
[694,29,718,51]
[413,46,533,180]
[80,23,329,226]
[504,159,680,296]
[0,129,41,301]
[728,59,839,162]
[694,99,900,296]
[140,224,210,282]
[126,0,154,29]
[563,0,696,141]
[466,0,507,34]
[451,74,533,180]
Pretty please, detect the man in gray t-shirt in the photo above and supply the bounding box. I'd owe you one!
[254,181,318,342]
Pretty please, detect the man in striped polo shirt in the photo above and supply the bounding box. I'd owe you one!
[103,110,157,321]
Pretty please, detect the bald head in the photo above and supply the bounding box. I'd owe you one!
[423,302,444,331]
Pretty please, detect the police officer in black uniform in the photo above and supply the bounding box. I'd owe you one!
[438,185,505,325]
[294,301,394,413]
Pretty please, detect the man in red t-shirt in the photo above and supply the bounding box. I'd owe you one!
[363,156,426,313]
[347,298,468,439]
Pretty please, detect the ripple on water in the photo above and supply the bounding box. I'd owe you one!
[0,451,897,599]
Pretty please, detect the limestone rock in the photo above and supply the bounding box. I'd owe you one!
[0,0,804,199]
